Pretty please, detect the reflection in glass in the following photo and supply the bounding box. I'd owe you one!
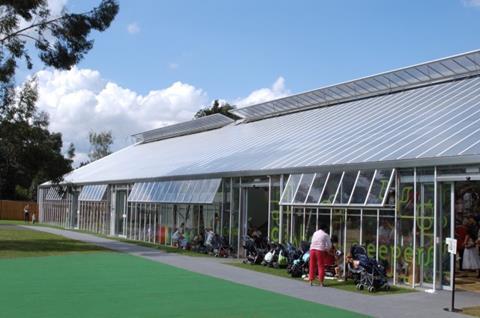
[367,169,393,204]
[334,171,358,205]
[320,172,343,204]
[350,171,375,204]
[280,174,302,204]
[306,173,328,204]
[293,174,315,204]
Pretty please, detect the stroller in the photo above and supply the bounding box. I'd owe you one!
[287,241,310,278]
[242,236,266,265]
[262,242,288,268]
[348,244,390,292]
[211,234,232,258]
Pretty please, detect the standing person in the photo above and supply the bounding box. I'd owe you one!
[23,204,30,224]
[463,216,480,277]
[308,223,332,287]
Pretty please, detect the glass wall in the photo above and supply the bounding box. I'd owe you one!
[269,176,281,242]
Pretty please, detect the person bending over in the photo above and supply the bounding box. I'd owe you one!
[308,224,332,287]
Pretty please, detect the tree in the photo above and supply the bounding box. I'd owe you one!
[0,0,119,87]
[0,0,119,200]
[0,79,73,200]
[194,99,239,120]
[88,130,113,162]
[66,142,75,160]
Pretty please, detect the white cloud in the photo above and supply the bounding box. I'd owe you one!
[235,77,290,107]
[463,0,480,6]
[34,67,208,166]
[127,22,140,34]
[32,69,290,166]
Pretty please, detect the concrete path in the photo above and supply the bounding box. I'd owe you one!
[25,226,480,318]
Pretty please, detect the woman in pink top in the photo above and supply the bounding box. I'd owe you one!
[309,224,332,286]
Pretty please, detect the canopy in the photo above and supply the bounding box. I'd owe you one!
[127,179,221,204]
[78,184,108,202]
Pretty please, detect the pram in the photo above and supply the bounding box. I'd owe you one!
[211,234,232,258]
[348,244,390,292]
[287,241,310,278]
[262,242,288,268]
[242,236,266,265]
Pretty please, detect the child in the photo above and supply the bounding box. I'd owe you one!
[31,213,36,224]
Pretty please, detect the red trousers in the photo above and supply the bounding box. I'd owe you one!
[309,249,327,282]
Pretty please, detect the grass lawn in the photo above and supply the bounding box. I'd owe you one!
[0,224,105,258]
[463,306,480,317]
[0,225,368,318]
[228,262,415,296]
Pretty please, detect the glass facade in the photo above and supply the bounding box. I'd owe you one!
[40,164,475,291]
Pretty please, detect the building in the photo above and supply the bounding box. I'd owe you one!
[38,49,480,291]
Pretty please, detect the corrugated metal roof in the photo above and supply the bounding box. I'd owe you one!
[60,75,480,185]
[231,50,480,120]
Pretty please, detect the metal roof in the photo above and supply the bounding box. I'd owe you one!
[59,74,480,185]
[231,50,480,121]
[132,113,234,143]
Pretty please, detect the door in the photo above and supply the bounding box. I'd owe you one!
[70,192,79,229]
[114,190,127,236]
[438,182,454,290]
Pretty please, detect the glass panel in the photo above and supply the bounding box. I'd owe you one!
[152,182,165,202]
[320,172,343,204]
[334,171,357,205]
[166,182,180,202]
[306,172,328,204]
[396,169,415,285]
[158,182,171,202]
[174,181,189,203]
[379,210,395,278]
[269,177,281,242]
[346,210,361,257]
[293,173,315,204]
[280,174,302,204]
[416,168,435,286]
[367,169,393,204]
[439,182,452,287]
[362,209,378,259]
[184,180,198,203]
[305,208,317,239]
[190,180,204,203]
[350,170,375,204]
[205,179,221,203]
[128,183,140,202]
[291,207,304,246]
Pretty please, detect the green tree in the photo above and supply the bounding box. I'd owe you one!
[0,79,73,200]
[0,0,119,86]
[88,130,113,162]
[0,0,119,199]
[194,99,239,120]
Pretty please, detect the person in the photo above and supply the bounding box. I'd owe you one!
[23,204,30,224]
[455,218,468,271]
[308,223,332,287]
[31,212,36,225]
[462,216,480,277]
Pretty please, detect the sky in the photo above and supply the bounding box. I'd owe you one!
[19,0,480,165]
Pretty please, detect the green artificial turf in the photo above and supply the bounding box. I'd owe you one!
[228,262,415,296]
[0,252,368,318]
[0,224,105,258]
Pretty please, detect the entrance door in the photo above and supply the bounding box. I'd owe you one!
[438,182,454,290]
[240,186,269,255]
[114,190,127,236]
[70,192,79,229]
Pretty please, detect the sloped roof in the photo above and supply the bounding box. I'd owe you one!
[60,73,480,185]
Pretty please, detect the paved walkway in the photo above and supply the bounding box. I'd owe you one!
[25,226,480,318]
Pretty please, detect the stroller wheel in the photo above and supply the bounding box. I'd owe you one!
[368,286,375,293]
[356,284,363,290]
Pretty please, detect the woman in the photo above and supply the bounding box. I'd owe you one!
[308,224,332,287]
[462,217,480,277]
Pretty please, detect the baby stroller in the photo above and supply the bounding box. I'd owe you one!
[262,242,288,268]
[242,236,265,265]
[287,241,310,278]
[349,244,390,292]
[212,234,232,258]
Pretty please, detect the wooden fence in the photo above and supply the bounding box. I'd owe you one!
[0,200,39,221]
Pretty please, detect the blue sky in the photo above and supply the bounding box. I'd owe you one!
[24,0,480,164]
[68,0,480,100]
